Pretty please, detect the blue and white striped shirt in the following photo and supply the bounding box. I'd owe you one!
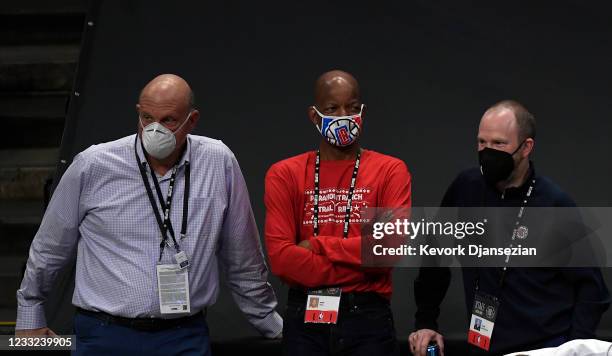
[16,134,282,337]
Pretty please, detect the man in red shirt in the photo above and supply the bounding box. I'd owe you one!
[264,70,412,355]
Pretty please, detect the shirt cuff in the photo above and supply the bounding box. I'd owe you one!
[16,304,47,330]
[251,310,283,338]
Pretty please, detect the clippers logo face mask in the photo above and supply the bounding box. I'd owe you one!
[312,104,364,147]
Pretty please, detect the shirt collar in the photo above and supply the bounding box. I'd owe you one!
[501,161,536,198]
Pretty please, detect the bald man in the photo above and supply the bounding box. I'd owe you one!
[16,74,282,355]
[264,70,411,355]
[410,100,609,355]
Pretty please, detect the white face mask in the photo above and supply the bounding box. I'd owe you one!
[140,112,191,160]
[312,104,364,147]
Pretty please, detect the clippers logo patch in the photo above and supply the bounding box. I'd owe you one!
[335,126,350,145]
[321,116,361,147]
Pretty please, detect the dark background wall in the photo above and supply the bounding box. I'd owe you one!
[53,0,612,343]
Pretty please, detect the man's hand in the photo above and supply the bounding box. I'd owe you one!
[15,327,57,337]
[409,328,444,356]
[297,240,312,250]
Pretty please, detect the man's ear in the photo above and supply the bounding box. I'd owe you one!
[188,110,200,130]
[523,138,535,157]
[360,104,367,119]
[308,106,319,126]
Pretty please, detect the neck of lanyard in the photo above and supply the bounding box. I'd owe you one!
[134,135,191,261]
[495,178,536,290]
[313,149,361,239]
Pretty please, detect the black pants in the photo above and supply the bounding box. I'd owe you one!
[282,289,399,356]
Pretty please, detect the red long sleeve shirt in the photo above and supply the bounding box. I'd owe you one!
[264,149,412,298]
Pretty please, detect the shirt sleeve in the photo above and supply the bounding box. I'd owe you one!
[414,266,451,331]
[554,196,611,338]
[307,160,412,267]
[15,153,90,330]
[264,166,370,288]
[217,151,283,338]
[412,175,458,331]
[565,267,611,338]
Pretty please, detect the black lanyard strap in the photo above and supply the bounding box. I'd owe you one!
[498,178,536,288]
[150,158,191,241]
[150,164,178,242]
[134,135,191,261]
[136,158,174,258]
[313,149,361,239]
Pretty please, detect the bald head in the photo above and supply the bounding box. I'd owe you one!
[136,74,200,161]
[139,74,195,111]
[478,100,535,162]
[484,100,536,141]
[314,70,360,104]
[309,69,363,126]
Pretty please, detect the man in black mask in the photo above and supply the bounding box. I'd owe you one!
[408,100,610,356]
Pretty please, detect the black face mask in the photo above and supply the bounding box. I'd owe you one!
[478,141,525,185]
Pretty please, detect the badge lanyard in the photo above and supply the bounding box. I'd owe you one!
[312,149,361,239]
[469,178,536,352]
[134,135,191,261]
[476,178,536,291]
[306,150,360,325]
[498,178,535,287]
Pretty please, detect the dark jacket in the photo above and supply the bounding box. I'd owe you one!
[414,165,610,355]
